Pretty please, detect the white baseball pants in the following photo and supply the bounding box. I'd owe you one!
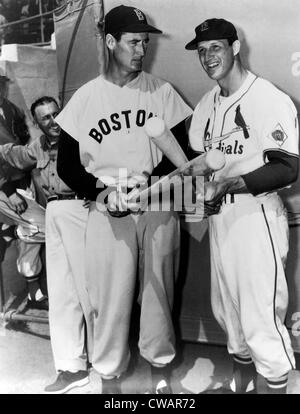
[209,192,295,379]
[46,199,91,373]
[84,204,180,378]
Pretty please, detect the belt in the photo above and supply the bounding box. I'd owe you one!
[47,193,84,203]
[223,193,236,204]
[222,193,263,204]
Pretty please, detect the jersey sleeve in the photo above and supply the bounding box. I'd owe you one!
[55,88,85,142]
[162,83,192,129]
[0,142,37,170]
[261,93,299,158]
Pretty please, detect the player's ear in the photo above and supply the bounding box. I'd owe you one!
[106,33,116,50]
[32,116,39,128]
[232,40,241,56]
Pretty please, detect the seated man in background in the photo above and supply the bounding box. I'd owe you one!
[0,72,43,307]
[0,95,80,310]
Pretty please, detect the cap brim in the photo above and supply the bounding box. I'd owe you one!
[185,38,198,50]
[122,23,162,34]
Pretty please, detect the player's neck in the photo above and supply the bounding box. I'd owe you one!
[104,65,140,87]
[218,63,248,97]
[45,134,59,146]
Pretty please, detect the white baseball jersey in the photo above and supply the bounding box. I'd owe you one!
[189,70,298,379]
[52,71,192,377]
[56,71,192,184]
[189,71,299,182]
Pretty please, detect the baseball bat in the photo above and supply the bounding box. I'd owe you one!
[127,149,225,205]
[144,117,188,167]
[184,148,225,176]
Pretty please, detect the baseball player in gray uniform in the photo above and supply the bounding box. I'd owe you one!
[186,18,299,394]
[45,5,192,394]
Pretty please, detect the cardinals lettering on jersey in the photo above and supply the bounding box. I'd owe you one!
[216,140,244,154]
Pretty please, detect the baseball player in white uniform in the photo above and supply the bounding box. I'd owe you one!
[186,18,299,394]
[45,5,192,394]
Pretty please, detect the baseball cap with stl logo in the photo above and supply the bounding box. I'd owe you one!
[104,5,162,35]
[185,18,238,50]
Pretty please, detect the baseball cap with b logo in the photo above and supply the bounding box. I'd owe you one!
[104,5,162,35]
[185,18,238,50]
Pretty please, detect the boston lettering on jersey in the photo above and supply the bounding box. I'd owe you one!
[89,109,155,143]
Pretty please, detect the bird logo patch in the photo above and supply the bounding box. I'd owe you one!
[269,123,287,146]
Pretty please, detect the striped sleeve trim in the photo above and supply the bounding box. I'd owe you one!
[233,354,253,365]
[267,373,289,389]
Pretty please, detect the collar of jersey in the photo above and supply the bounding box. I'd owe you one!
[99,71,142,89]
[215,70,256,107]
[41,134,59,151]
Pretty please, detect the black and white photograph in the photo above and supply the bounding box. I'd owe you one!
[0,0,300,399]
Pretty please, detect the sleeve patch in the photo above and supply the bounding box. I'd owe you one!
[268,123,288,146]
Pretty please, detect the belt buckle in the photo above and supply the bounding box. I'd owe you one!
[223,194,235,204]
[48,194,59,202]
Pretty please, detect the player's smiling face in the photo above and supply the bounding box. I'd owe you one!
[113,32,150,74]
[197,39,235,81]
[34,102,61,140]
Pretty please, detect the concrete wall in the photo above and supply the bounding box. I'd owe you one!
[0,44,59,141]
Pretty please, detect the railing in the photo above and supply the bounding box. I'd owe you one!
[0,0,63,47]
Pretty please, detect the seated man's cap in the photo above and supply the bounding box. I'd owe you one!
[185,18,238,50]
[104,5,162,35]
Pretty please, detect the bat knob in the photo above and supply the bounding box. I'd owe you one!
[206,149,225,171]
[144,117,165,138]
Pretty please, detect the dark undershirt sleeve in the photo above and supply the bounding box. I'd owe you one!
[1,181,17,197]
[186,146,203,161]
[57,129,106,200]
[58,119,189,199]
[242,150,299,196]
